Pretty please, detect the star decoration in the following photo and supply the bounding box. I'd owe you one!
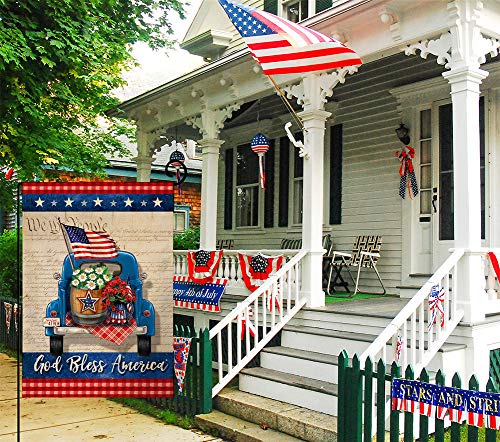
[51,200,57,206]
[64,197,74,207]
[141,200,147,206]
[195,250,211,267]
[77,290,99,313]
[153,197,162,207]
[124,197,133,207]
[110,200,117,207]
[93,197,103,207]
[35,197,44,207]
[250,254,269,274]
[81,200,87,206]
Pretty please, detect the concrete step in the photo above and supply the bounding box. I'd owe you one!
[239,367,338,416]
[195,409,302,442]
[214,388,338,442]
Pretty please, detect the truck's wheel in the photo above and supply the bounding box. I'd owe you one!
[137,335,151,357]
[50,336,63,357]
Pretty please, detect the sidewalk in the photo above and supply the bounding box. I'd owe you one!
[0,354,222,441]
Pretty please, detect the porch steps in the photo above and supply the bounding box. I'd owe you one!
[212,388,338,442]
[195,409,303,442]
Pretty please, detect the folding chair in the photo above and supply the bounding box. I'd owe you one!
[216,239,235,250]
[327,235,386,297]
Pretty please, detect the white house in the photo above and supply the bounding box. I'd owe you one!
[118,0,500,438]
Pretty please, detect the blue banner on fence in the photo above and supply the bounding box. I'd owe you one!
[392,378,500,429]
[173,277,227,312]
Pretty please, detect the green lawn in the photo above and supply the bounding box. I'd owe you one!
[324,293,393,303]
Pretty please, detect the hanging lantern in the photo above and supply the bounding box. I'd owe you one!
[165,149,187,196]
[251,133,269,190]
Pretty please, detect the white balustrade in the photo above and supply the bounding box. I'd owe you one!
[360,249,465,375]
[467,248,500,313]
[209,251,307,397]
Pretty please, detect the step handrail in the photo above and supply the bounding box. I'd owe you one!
[210,250,308,397]
[360,248,465,373]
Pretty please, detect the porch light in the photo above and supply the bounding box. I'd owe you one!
[395,123,410,145]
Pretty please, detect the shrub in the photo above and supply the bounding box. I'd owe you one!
[173,227,200,250]
[0,228,20,299]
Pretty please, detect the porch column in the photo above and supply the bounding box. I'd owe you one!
[442,67,488,325]
[299,108,330,308]
[198,138,225,249]
[134,126,154,183]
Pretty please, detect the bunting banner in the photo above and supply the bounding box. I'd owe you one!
[13,303,19,332]
[487,252,500,282]
[187,250,223,284]
[428,285,445,331]
[173,337,192,394]
[238,252,283,293]
[395,333,403,363]
[237,307,257,341]
[391,378,500,428]
[4,302,12,333]
[173,276,227,312]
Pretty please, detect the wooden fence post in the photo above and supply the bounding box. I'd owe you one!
[403,365,414,442]
[337,350,348,442]
[199,328,213,414]
[389,362,401,442]
[468,375,480,442]
[376,358,386,442]
[435,370,445,442]
[450,373,462,442]
[486,377,498,442]
[363,356,373,442]
[418,368,429,442]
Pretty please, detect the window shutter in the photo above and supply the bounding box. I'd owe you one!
[278,137,290,227]
[264,139,275,228]
[224,148,233,230]
[315,0,332,14]
[329,124,342,225]
[264,0,278,14]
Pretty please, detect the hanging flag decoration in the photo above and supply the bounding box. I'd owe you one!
[218,0,361,76]
[396,145,419,199]
[173,337,193,395]
[487,252,500,282]
[236,307,257,340]
[238,252,283,293]
[395,333,403,363]
[13,303,19,332]
[61,223,118,260]
[165,150,187,196]
[1,167,14,180]
[251,133,269,190]
[187,250,223,284]
[428,285,445,331]
[4,302,12,333]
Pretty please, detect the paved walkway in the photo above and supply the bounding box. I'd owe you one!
[0,354,222,441]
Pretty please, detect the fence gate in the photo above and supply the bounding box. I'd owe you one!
[337,350,500,442]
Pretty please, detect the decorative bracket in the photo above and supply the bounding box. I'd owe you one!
[186,101,243,139]
[405,32,453,68]
[219,75,239,100]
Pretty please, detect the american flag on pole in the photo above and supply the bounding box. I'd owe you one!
[218,0,361,75]
[62,224,118,260]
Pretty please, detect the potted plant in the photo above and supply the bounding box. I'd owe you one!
[101,276,136,325]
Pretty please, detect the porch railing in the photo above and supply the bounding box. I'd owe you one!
[471,247,500,314]
[209,250,307,397]
[173,249,299,294]
[360,249,465,375]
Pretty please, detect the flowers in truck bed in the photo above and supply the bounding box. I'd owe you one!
[71,265,110,290]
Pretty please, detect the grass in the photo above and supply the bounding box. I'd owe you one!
[324,292,394,303]
[428,424,491,441]
[0,344,19,360]
[111,397,195,429]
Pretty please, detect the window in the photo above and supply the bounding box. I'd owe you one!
[292,154,303,224]
[329,124,343,225]
[419,109,432,217]
[284,0,309,22]
[236,144,260,227]
[173,204,190,232]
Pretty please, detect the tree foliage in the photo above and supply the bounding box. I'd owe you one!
[0,0,184,208]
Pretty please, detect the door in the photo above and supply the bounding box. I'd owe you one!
[431,98,486,269]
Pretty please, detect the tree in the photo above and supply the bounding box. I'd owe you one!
[0,0,184,209]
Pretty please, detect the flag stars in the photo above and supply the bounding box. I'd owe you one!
[124,197,133,207]
[153,197,163,207]
[93,197,103,207]
[51,200,57,206]
[64,197,74,207]
[81,200,87,206]
[141,200,147,207]
[110,200,117,207]
[35,197,44,207]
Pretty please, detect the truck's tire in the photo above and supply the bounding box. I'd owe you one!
[137,335,151,357]
[50,336,63,357]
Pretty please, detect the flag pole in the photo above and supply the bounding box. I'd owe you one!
[267,75,305,131]
[58,218,75,271]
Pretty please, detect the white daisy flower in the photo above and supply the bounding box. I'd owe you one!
[97,278,104,287]
[78,273,87,282]
[104,274,111,282]
[73,269,80,276]
[95,267,104,275]
[89,273,97,280]
[84,267,93,274]
[71,279,79,286]
[87,281,97,290]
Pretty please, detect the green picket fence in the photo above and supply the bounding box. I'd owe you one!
[145,325,213,416]
[338,350,500,442]
[0,295,20,352]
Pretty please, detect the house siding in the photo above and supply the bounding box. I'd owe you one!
[215,54,446,294]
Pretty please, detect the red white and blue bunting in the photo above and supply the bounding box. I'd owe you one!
[13,303,19,332]
[392,378,500,429]
[173,275,227,312]
[4,302,12,333]
[396,145,419,199]
[173,336,193,395]
[237,252,283,294]
[187,250,223,284]
[236,307,257,341]
[394,333,404,363]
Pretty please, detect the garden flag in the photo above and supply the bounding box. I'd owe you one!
[62,224,118,260]
[173,337,192,394]
[238,252,283,293]
[187,250,223,284]
[218,0,361,76]
[4,302,12,333]
[428,285,445,331]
